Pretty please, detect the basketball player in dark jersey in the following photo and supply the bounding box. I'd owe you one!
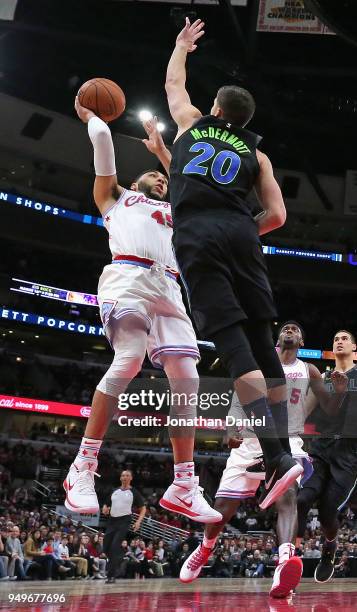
[297,329,357,583]
[165,17,302,509]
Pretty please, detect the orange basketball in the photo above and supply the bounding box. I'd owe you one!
[77,78,126,122]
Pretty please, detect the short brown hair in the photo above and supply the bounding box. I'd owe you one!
[216,86,256,127]
[334,329,356,344]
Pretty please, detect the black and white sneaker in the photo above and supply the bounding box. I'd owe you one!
[314,540,336,583]
[258,453,303,510]
[246,457,266,480]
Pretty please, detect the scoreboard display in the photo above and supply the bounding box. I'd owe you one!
[11,278,98,307]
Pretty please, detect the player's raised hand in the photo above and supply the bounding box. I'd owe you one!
[74,95,96,123]
[331,370,348,394]
[176,17,205,52]
[142,116,165,155]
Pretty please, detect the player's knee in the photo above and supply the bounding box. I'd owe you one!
[96,351,144,396]
[276,485,297,512]
[163,356,200,419]
[210,323,258,379]
[221,346,258,379]
[111,351,144,378]
[296,489,312,518]
[245,320,284,380]
[214,498,237,524]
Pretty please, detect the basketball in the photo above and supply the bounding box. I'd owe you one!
[77,78,126,122]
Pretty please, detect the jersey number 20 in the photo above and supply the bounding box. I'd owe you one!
[182,141,241,185]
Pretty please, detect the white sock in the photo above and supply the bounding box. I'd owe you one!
[174,462,195,485]
[74,437,102,471]
[203,534,217,549]
[279,542,295,564]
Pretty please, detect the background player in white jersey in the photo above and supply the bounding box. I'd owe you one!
[63,98,221,525]
[180,321,347,597]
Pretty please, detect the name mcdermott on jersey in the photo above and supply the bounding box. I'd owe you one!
[190,127,251,153]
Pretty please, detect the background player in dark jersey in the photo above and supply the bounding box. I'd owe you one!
[297,329,356,583]
[165,17,302,509]
[179,321,347,597]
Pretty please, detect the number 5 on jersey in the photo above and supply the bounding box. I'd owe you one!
[183,141,241,185]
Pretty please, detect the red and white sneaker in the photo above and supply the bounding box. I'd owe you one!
[180,544,213,583]
[270,557,303,599]
[63,463,100,513]
[159,477,222,523]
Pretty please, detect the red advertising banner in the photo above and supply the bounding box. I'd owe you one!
[0,395,225,429]
[0,394,92,418]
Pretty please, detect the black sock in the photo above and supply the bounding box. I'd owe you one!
[324,537,337,551]
[242,396,284,464]
[269,400,291,455]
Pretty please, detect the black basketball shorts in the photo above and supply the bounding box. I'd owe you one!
[173,213,277,339]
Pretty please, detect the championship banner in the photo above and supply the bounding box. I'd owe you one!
[257,0,335,34]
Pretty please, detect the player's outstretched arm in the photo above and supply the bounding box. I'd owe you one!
[308,364,348,417]
[166,17,204,137]
[142,117,172,175]
[74,96,122,215]
[254,151,286,235]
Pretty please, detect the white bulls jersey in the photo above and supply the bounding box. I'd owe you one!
[103,188,178,271]
[283,358,310,435]
[216,358,311,498]
[229,358,310,437]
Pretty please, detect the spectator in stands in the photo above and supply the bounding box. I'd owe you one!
[56,536,76,576]
[145,541,154,575]
[67,533,88,580]
[167,534,181,555]
[87,534,107,578]
[212,549,233,578]
[52,530,62,558]
[42,536,55,555]
[152,541,168,577]
[172,543,191,577]
[117,540,131,578]
[334,552,349,578]
[73,534,102,579]
[239,541,253,577]
[0,531,10,581]
[39,525,49,544]
[185,531,200,552]
[335,542,347,559]
[245,549,265,578]
[5,525,31,580]
[130,539,148,580]
[303,543,321,559]
[24,530,54,580]
[0,557,9,581]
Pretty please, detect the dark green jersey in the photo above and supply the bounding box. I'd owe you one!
[312,366,357,439]
[169,115,261,221]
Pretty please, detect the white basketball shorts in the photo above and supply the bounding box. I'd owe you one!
[97,261,199,367]
[216,436,309,499]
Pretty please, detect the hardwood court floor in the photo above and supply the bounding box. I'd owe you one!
[1,578,357,611]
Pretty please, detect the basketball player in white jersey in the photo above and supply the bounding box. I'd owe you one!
[180,321,346,597]
[63,97,221,525]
